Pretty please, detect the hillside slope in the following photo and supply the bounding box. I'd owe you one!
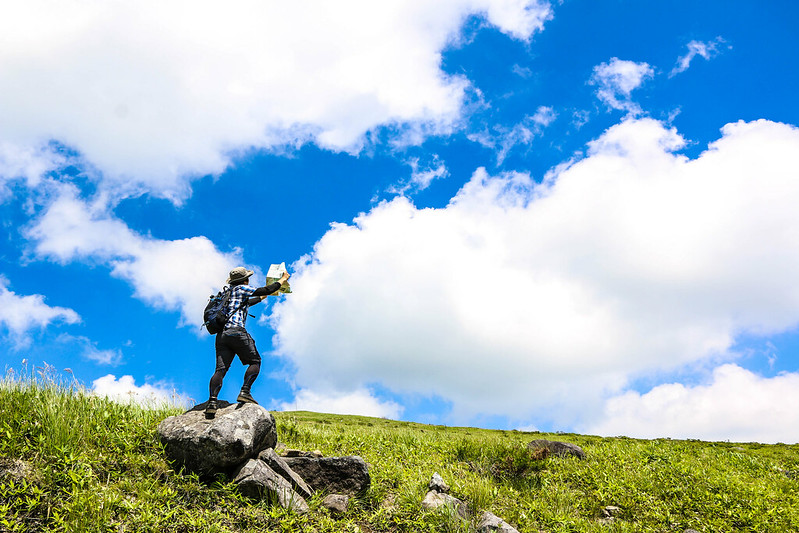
[1,376,798,532]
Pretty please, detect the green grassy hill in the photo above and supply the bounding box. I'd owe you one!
[1,374,798,532]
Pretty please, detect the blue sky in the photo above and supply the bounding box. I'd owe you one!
[2,0,799,443]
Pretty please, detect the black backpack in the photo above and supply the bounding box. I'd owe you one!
[202,286,249,334]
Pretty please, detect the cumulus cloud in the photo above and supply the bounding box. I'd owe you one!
[590,58,654,114]
[0,0,551,200]
[0,276,80,346]
[92,374,190,407]
[670,37,727,77]
[271,118,799,426]
[25,185,246,327]
[279,388,403,419]
[587,364,799,444]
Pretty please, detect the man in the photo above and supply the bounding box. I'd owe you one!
[205,266,290,419]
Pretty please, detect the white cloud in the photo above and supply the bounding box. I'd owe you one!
[0,0,551,200]
[92,374,190,407]
[271,117,799,427]
[0,142,67,202]
[587,364,799,444]
[279,388,404,419]
[389,157,449,195]
[670,37,727,77]
[25,185,246,327]
[56,334,122,366]
[468,105,557,163]
[0,276,80,346]
[590,58,654,114]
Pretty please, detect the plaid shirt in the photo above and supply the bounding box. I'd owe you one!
[224,284,256,329]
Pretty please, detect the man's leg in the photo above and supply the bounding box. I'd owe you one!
[206,332,235,417]
[226,328,261,403]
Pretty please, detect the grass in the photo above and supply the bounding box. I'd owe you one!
[1,368,798,532]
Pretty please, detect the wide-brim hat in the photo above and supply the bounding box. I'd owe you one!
[226,266,254,284]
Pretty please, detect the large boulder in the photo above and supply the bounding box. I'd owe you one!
[233,459,309,514]
[157,401,277,474]
[527,439,586,460]
[283,455,370,496]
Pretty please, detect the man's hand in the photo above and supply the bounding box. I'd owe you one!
[279,271,290,284]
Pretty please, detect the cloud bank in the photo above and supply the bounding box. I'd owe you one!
[272,118,799,429]
[588,364,799,444]
[279,388,403,419]
[92,374,189,407]
[1,0,551,200]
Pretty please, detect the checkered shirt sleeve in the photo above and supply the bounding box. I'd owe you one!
[224,285,256,329]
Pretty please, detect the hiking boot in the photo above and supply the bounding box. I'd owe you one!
[204,399,218,419]
[237,390,258,404]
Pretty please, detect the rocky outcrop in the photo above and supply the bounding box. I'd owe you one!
[157,403,373,515]
[527,439,586,459]
[156,401,277,475]
[283,455,371,496]
[233,459,309,514]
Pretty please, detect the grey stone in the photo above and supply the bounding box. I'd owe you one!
[527,439,586,460]
[601,506,622,518]
[477,511,520,533]
[283,455,370,495]
[157,401,277,474]
[322,494,349,516]
[258,448,313,499]
[429,471,450,493]
[233,459,309,514]
[421,490,468,518]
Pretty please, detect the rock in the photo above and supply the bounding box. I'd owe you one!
[322,494,349,516]
[233,459,309,514]
[684,530,701,533]
[598,505,622,524]
[477,511,520,533]
[421,490,468,518]
[527,439,586,460]
[157,401,277,474]
[258,448,313,499]
[283,456,370,495]
[428,472,450,493]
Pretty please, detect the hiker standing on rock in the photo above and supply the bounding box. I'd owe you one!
[205,266,290,419]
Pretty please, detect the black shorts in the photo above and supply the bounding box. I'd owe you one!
[215,327,261,370]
